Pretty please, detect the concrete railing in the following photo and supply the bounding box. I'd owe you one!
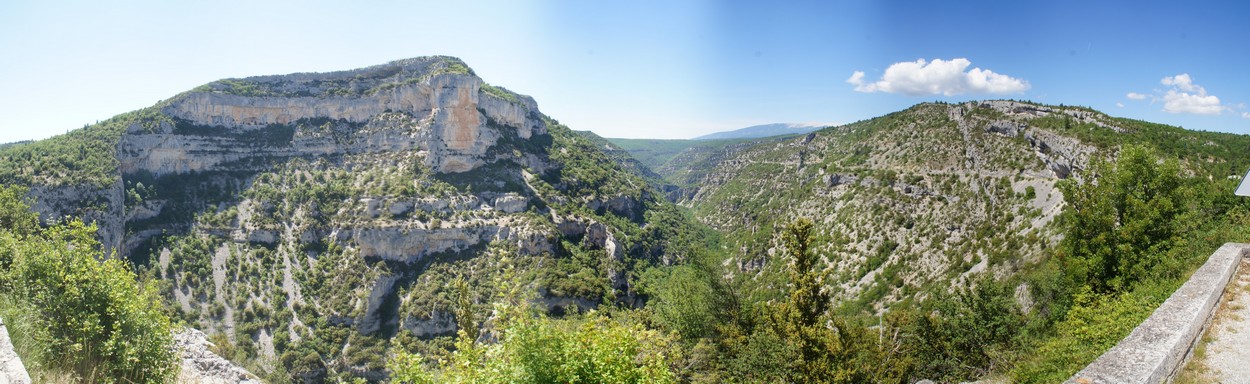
[1066,242,1250,384]
[0,317,32,384]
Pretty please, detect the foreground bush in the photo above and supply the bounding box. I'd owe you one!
[0,185,177,383]
[388,259,677,384]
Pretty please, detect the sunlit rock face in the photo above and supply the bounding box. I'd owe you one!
[121,56,546,176]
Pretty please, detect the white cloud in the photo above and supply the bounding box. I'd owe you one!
[1126,92,1148,100]
[1157,73,1228,115]
[847,71,865,86]
[1242,112,1250,119]
[1116,102,1125,108]
[1161,73,1204,93]
[1162,90,1223,114]
[847,58,1029,96]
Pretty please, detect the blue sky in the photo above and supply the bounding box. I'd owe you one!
[1,0,1248,143]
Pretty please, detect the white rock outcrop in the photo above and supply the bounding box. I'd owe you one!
[174,328,261,384]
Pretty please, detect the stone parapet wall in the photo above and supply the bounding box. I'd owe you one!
[1066,243,1250,384]
[0,317,31,384]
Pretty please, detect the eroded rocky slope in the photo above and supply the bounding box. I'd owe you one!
[673,100,1247,312]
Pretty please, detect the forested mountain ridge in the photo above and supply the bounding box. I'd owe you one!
[0,56,702,381]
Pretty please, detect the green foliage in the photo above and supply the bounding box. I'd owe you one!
[215,79,275,97]
[451,276,479,343]
[546,120,648,203]
[390,257,678,383]
[435,59,473,76]
[543,240,613,303]
[0,185,177,383]
[0,295,65,382]
[904,277,1024,381]
[1058,145,1193,292]
[0,185,37,242]
[1005,144,1249,381]
[478,313,676,384]
[388,350,437,384]
[712,219,911,384]
[776,219,827,329]
[480,83,520,104]
[1011,287,1162,383]
[640,263,721,341]
[0,108,163,188]
[721,326,798,383]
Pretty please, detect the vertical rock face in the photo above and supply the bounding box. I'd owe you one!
[122,56,546,176]
[27,182,124,254]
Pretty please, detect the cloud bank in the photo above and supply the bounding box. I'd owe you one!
[847,58,1029,96]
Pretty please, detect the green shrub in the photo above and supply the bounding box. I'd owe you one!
[389,258,678,384]
[905,276,1024,382]
[390,311,677,384]
[0,185,178,383]
[1011,287,1160,383]
[1058,145,1193,292]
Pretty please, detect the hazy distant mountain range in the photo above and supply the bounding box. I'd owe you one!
[692,122,830,140]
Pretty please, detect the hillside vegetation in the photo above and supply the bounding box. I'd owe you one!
[656,100,1250,382]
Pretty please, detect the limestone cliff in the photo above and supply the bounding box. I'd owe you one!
[124,56,546,176]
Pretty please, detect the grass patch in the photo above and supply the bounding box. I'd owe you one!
[0,296,77,383]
